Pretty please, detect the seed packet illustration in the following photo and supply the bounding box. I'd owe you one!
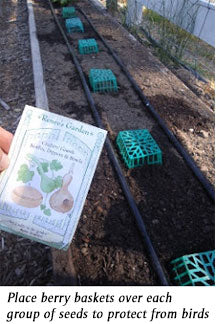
[0,105,107,250]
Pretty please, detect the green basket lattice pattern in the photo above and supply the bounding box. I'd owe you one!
[65,18,84,33]
[171,250,215,286]
[78,39,99,54]
[116,129,162,169]
[62,7,76,18]
[89,69,118,93]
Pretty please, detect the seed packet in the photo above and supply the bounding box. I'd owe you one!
[0,105,107,250]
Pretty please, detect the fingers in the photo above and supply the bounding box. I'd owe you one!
[0,127,13,154]
[0,147,10,172]
[0,127,13,171]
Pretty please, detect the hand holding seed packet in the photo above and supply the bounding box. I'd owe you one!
[0,105,107,250]
[0,127,13,172]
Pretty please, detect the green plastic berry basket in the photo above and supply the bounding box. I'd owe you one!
[65,18,84,33]
[116,129,162,169]
[171,250,215,286]
[62,7,76,19]
[89,69,118,93]
[78,39,99,54]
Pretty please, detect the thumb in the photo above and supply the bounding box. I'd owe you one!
[0,148,10,172]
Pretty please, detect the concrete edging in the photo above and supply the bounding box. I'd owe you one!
[27,0,49,110]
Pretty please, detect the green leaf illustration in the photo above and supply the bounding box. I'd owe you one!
[17,164,34,183]
[50,160,63,172]
[44,208,51,216]
[37,162,48,176]
[54,176,63,189]
[40,204,46,210]
[41,162,49,173]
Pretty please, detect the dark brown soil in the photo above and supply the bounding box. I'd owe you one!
[0,0,214,286]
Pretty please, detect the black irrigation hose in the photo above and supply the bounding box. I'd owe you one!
[78,7,215,202]
[48,0,169,286]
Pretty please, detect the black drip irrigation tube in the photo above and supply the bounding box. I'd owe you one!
[48,0,169,286]
[78,7,215,202]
